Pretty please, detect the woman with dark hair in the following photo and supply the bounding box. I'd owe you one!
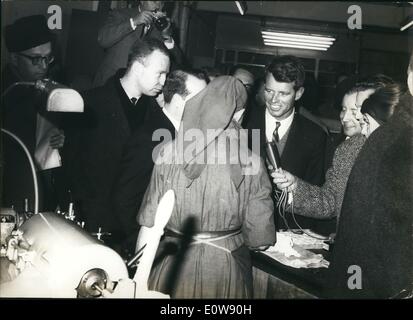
[360,83,402,134]
[327,55,413,299]
[270,75,402,229]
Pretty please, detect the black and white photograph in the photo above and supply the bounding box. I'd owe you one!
[0,0,412,307]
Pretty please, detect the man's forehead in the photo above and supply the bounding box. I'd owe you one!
[21,42,52,55]
[147,49,168,60]
[144,50,170,66]
[265,73,295,90]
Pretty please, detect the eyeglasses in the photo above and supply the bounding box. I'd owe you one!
[18,53,55,66]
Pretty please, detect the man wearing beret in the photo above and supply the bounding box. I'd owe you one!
[1,15,66,213]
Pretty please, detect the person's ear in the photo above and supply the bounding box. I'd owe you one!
[294,87,304,101]
[130,59,145,76]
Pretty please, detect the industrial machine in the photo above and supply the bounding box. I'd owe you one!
[0,82,173,298]
[0,210,128,298]
[0,189,174,299]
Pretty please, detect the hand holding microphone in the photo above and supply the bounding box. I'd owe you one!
[270,169,297,193]
[265,140,297,192]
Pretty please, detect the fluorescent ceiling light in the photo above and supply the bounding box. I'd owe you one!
[262,35,334,45]
[262,30,335,51]
[263,41,328,51]
[262,31,335,42]
[264,39,330,48]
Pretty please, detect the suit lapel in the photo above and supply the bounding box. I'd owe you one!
[281,112,300,165]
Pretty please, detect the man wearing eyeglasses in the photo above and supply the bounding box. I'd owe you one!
[1,15,66,213]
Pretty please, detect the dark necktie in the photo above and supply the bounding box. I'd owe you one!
[131,97,138,106]
[273,121,281,143]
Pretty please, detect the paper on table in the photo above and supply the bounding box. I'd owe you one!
[34,113,62,171]
[278,230,330,251]
[262,232,330,269]
[266,232,301,257]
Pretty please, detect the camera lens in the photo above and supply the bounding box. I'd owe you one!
[154,16,169,31]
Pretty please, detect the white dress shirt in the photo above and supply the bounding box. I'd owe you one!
[265,109,295,142]
[163,107,180,131]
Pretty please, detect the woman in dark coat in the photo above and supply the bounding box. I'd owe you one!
[327,61,413,299]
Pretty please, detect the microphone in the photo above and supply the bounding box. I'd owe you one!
[265,140,281,170]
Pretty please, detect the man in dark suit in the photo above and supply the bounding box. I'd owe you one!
[112,69,207,253]
[67,38,170,248]
[327,54,413,298]
[242,55,327,231]
[93,1,183,87]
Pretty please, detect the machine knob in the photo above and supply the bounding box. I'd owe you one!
[76,268,108,298]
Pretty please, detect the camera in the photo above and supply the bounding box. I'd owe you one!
[154,15,169,31]
[152,10,170,32]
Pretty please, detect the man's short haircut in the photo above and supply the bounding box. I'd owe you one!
[266,55,305,90]
[163,69,206,104]
[127,38,169,68]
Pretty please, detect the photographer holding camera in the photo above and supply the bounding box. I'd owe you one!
[93,1,184,88]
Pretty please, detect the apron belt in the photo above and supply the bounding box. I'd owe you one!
[165,227,242,253]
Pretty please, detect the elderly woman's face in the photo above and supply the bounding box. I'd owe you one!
[340,89,375,137]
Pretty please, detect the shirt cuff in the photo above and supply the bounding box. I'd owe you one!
[130,18,137,31]
[164,37,175,49]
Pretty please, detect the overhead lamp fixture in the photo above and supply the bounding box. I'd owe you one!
[261,30,336,51]
[235,1,247,15]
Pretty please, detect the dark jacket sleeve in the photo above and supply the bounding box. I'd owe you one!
[113,132,155,235]
[98,9,144,48]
